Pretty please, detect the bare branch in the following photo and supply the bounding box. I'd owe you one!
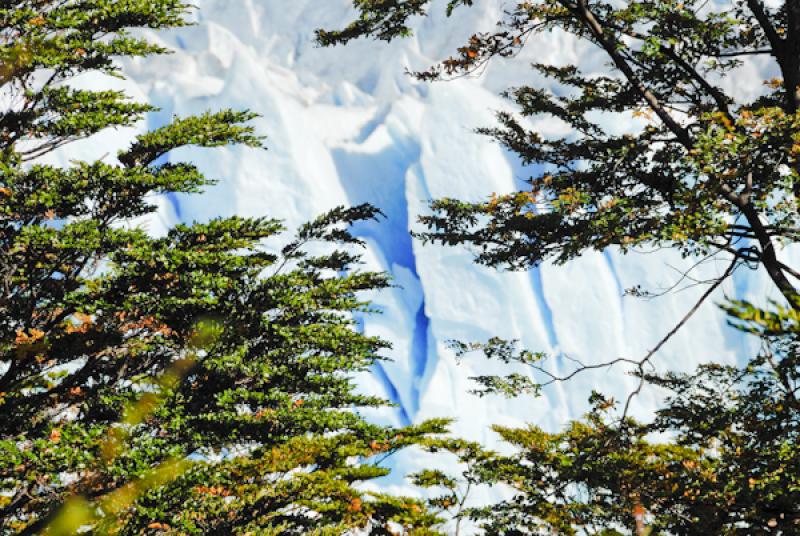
[778,259,800,281]
[710,48,774,57]
[620,254,740,419]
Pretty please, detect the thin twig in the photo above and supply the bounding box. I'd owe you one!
[620,253,740,419]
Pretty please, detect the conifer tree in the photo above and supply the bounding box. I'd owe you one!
[0,2,446,533]
[322,0,800,532]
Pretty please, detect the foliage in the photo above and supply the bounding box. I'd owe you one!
[0,1,447,534]
[437,311,800,535]
[322,0,800,533]
[320,0,800,305]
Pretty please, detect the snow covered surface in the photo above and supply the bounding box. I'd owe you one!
[45,0,800,514]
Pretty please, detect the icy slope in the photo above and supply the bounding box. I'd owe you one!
[82,0,793,447]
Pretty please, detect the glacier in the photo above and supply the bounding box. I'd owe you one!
[42,0,800,515]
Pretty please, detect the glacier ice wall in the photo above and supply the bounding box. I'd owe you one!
[49,0,800,498]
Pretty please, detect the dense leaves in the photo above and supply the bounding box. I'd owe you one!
[0,1,446,533]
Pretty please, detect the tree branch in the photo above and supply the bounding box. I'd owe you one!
[740,203,800,308]
[746,0,784,54]
[745,0,799,113]
[710,48,774,57]
[621,253,740,419]
[567,0,693,148]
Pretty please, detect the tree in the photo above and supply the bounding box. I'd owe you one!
[430,306,800,534]
[0,2,446,534]
[320,0,799,307]
[320,0,800,532]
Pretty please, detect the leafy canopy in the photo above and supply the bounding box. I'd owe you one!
[0,1,447,534]
[321,0,800,532]
[428,313,800,534]
[321,0,800,307]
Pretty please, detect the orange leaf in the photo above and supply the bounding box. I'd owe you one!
[348,497,362,512]
[16,328,45,345]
